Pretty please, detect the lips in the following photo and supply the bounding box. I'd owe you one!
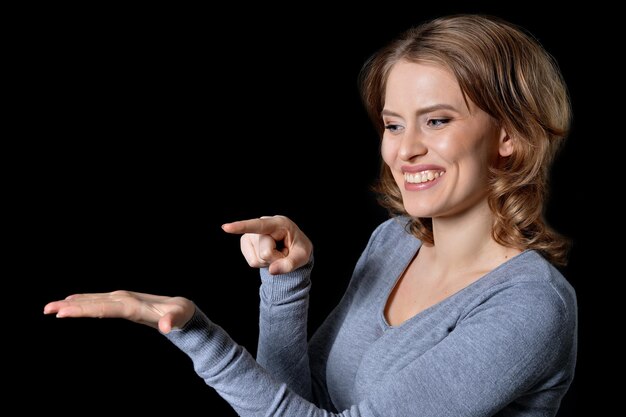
[404,170,445,184]
[402,164,446,182]
[401,164,446,190]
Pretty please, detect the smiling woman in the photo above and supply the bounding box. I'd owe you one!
[381,62,508,218]
[43,14,577,417]
[363,18,571,268]
[378,61,523,325]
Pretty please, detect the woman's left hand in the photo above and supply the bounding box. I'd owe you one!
[43,290,195,334]
[222,215,313,275]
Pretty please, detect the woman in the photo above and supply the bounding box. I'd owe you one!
[44,14,577,416]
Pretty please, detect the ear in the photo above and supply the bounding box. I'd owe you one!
[498,127,514,157]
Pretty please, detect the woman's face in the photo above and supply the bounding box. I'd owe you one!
[381,60,511,219]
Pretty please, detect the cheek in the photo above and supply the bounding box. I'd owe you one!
[431,136,462,161]
[431,135,485,169]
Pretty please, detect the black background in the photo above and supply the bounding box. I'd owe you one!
[22,3,609,416]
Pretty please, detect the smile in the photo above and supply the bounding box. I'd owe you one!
[403,170,445,184]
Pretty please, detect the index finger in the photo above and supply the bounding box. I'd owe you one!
[222,217,284,236]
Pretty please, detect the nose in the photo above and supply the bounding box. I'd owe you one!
[398,127,427,161]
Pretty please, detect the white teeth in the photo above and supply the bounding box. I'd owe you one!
[404,170,445,184]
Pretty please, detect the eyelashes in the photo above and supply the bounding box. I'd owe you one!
[384,124,403,133]
[384,118,451,133]
[426,118,451,128]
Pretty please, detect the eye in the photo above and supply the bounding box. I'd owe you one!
[426,118,451,128]
[384,124,404,134]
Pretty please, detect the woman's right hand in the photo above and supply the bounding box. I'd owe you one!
[43,291,195,334]
[222,215,312,275]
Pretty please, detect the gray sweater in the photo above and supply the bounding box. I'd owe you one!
[166,217,577,416]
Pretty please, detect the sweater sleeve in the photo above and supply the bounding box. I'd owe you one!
[164,278,574,417]
[165,309,357,416]
[255,258,314,401]
[253,219,392,409]
[164,217,575,416]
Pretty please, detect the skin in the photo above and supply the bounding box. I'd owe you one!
[43,60,521,331]
[381,60,521,325]
[43,216,312,332]
[381,60,505,219]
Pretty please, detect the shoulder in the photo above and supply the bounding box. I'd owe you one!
[467,251,578,358]
[494,251,577,320]
[455,253,578,380]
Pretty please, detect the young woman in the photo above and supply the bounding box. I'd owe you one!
[44,14,577,416]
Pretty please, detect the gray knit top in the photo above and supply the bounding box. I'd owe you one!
[166,217,577,416]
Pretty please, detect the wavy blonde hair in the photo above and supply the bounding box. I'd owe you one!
[359,14,571,266]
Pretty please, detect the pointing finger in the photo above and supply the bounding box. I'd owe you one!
[222,217,286,237]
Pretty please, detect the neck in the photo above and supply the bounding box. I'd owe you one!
[422,199,519,274]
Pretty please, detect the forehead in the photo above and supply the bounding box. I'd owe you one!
[384,60,465,108]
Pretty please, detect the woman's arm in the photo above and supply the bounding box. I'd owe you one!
[162,281,574,417]
[44,215,575,416]
[223,216,315,399]
[236,217,393,409]
[43,277,574,417]
[256,261,314,400]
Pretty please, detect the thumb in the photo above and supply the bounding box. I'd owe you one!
[268,257,296,275]
[268,244,311,275]
[158,312,178,334]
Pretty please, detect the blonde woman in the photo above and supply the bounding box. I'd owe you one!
[45,14,577,417]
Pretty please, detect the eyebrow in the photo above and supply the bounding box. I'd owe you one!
[381,104,460,118]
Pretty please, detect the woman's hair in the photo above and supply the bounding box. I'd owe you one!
[359,14,571,266]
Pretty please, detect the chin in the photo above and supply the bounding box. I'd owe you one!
[403,206,436,219]
[406,213,435,220]
[400,197,433,218]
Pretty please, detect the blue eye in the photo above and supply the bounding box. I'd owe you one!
[385,124,403,133]
[427,118,450,128]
